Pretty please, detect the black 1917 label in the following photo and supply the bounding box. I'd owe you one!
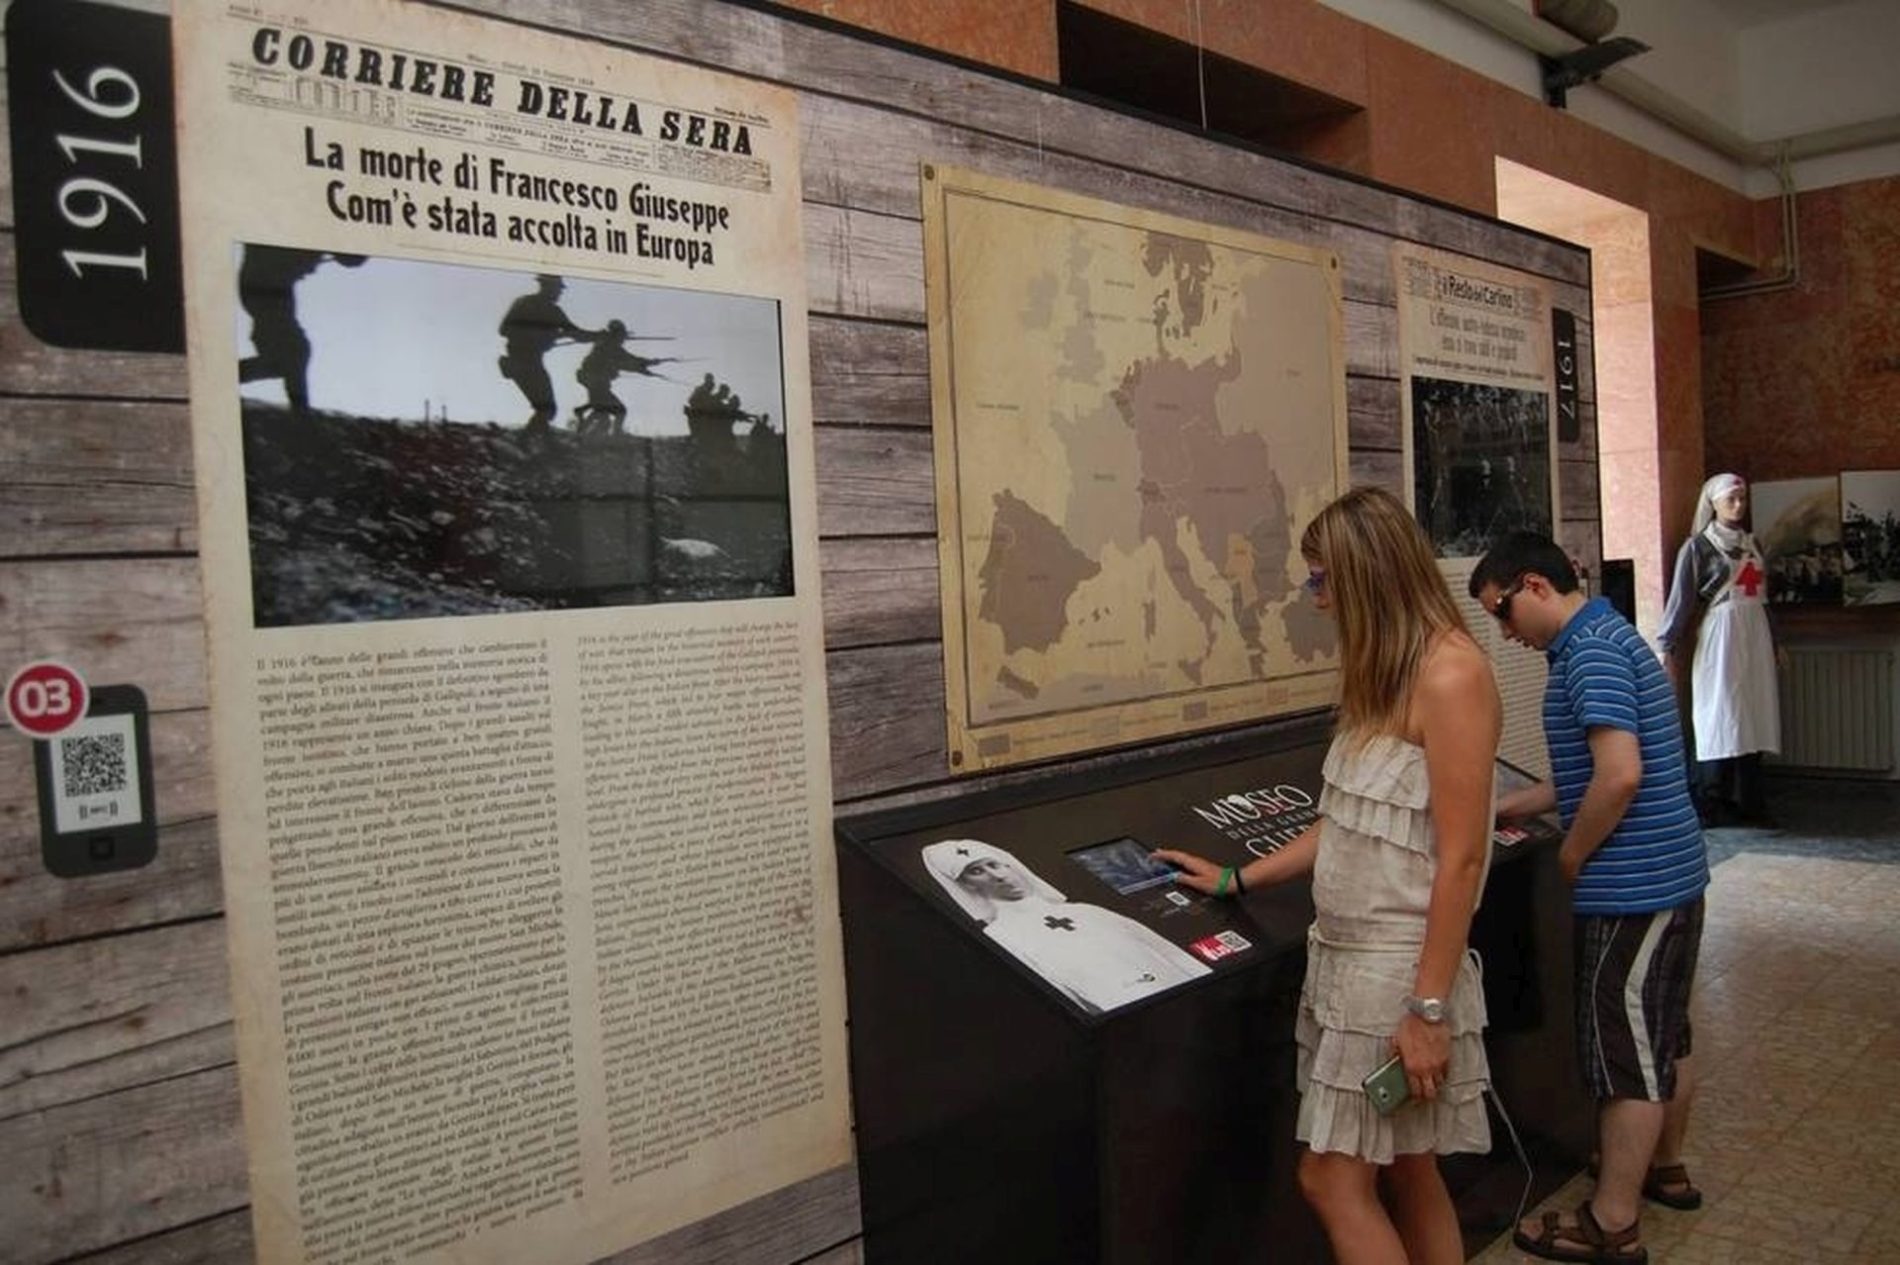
[1552,307,1580,443]
[6,0,182,352]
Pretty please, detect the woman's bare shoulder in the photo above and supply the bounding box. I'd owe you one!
[1410,631,1499,730]
[1421,629,1490,687]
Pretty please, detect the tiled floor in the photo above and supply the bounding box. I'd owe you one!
[1474,776,1900,1263]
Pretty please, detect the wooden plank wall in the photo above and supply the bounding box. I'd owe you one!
[0,0,1596,1260]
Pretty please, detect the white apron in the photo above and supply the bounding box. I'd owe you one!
[1692,527,1780,760]
[983,901,1209,1014]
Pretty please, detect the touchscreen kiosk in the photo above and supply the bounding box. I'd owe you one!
[836,724,1587,1264]
[1067,836,1179,895]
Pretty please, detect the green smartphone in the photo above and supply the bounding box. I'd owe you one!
[1361,1054,1410,1116]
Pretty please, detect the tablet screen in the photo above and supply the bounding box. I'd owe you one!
[1066,836,1179,895]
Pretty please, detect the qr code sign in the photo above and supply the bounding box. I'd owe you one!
[1189,930,1254,963]
[47,711,142,836]
[60,731,127,796]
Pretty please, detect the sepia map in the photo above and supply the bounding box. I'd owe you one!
[925,167,1347,771]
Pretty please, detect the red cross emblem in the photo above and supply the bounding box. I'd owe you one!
[1735,558,1764,597]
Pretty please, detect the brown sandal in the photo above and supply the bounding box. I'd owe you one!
[1642,1161,1703,1210]
[1513,1201,1648,1264]
[1586,1154,1705,1211]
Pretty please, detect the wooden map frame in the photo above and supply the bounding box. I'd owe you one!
[924,165,1348,773]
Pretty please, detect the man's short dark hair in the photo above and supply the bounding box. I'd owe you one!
[1469,531,1579,598]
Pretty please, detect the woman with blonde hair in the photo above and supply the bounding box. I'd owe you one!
[1157,486,1500,1265]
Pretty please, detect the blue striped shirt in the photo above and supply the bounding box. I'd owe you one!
[1544,598,1708,915]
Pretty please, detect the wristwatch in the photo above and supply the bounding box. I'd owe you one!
[1404,994,1447,1024]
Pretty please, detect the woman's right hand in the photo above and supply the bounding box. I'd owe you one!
[1150,848,1224,895]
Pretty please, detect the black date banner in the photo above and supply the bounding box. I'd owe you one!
[1553,307,1581,442]
[6,0,182,352]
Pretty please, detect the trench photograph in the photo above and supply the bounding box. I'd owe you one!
[1411,376,1553,558]
[234,244,793,626]
[1842,469,1900,606]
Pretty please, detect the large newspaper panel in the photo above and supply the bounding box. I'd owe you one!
[926,167,1347,773]
[1395,244,1557,779]
[175,4,849,1261]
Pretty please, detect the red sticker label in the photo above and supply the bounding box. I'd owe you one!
[5,660,90,738]
[1190,930,1252,963]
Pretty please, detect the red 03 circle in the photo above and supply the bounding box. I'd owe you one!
[5,661,90,738]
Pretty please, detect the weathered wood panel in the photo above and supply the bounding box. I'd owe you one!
[0,920,234,1119]
[804,203,926,325]
[0,4,1596,1264]
[1347,377,1400,451]
[0,320,940,559]
[801,197,1441,382]
[0,814,223,954]
[0,398,197,556]
[826,641,946,800]
[813,426,936,537]
[803,95,1405,307]
[0,709,212,843]
[0,1064,249,1264]
[54,1170,863,1265]
[64,1210,255,1265]
[819,536,938,649]
[1349,449,1405,499]
[1559,518,1605,583]
[1559,457,1603,520]
[598,1166,860,1265]
[1347,302,1399,380]
[808,317,930,429]
[0,558,208,713]
[445,0,1588,287]
[0,245,190,400]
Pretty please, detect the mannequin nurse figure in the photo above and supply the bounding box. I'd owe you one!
[1658,473,1781,826]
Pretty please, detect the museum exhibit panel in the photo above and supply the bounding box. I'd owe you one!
[837,719,1589,1263]
[0,0,1654,1261]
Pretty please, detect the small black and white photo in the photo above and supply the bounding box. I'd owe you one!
[1751,476,1843,604]
[1841,469,1900,606]
[235,244,793,627]
[919,838,1210,1016]
[1411,377,1553,559]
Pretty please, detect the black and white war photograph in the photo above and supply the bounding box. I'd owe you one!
[920,839,1210,1016]
[1410,376,1553,558]
[1750,476,1843,604]
[1841,469,1900,606]
[234,243,793,627]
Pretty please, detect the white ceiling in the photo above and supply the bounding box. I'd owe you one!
[1320,0,1900,195]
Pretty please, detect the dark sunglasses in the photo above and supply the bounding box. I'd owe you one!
[1489,576,1526,624]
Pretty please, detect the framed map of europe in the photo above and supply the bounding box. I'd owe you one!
[923,166,1348,771]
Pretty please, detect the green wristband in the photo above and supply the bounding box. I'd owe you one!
[1215,865,1235,897]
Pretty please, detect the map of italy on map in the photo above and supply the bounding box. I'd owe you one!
[927,169,1348,768]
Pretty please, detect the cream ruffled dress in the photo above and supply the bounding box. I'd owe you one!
[1295,733,1492,1163]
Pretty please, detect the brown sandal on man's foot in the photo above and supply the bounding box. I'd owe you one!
[1513,1201,1648,1264]
[1585,1154,1705,1211]
[1641,1162,1703,1210]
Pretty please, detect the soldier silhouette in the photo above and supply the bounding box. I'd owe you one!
[497,274,593,432]
[684,374,742,451]
[237,245,367,417]
[572,320,675,437]
[687,372,733,412]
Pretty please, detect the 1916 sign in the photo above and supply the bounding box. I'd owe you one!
[6,0,182,352]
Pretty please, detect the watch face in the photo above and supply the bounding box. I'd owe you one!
[1408,996,1446,1022]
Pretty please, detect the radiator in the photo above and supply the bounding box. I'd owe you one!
[1774,647,1895,772]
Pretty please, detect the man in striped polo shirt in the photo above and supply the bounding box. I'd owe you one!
[1470,532,1708,1265]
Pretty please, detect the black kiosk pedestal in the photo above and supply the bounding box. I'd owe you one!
[837,719,1592,1263]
